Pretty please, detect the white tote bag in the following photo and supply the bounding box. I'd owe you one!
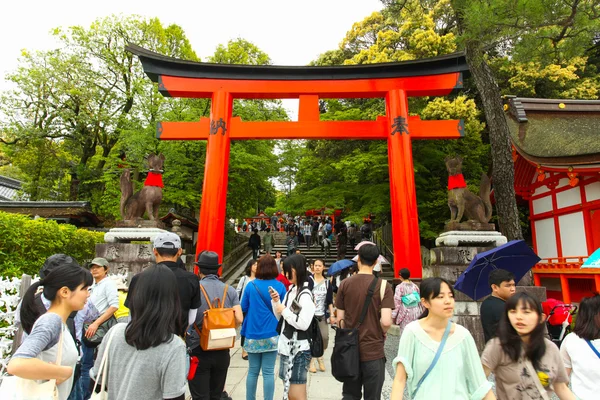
[0,331,63,400]
[90,328,117,400]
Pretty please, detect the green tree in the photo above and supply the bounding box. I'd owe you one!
[0,15,198,207]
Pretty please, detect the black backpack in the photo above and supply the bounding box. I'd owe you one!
[331,276,378,382]
[278,288,324,358]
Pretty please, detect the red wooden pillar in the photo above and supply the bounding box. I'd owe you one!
[559,274,571,304]
[195,91,233,275]
[595,274,600,293]
[533,273,541,287]
[386,89,422,278]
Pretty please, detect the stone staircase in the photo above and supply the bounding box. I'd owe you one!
[227,235,394,287]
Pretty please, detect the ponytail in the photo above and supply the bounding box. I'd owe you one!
[20,264,93,334]
[20,281,44,334]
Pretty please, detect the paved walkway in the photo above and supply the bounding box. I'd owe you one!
[221,326,399,399]
[225,331,343,399]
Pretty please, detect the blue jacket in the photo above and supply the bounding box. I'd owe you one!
[241,278,286,340]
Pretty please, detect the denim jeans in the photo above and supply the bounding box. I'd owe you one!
[67,375,84,400]
[246,351,277,400]
[79,342,95,400]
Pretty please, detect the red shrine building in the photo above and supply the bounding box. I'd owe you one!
[505,96,600,302]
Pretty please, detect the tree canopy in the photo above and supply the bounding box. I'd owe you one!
[0,18,285,223]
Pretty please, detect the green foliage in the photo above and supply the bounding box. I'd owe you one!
[0,211,105,277]
[0,19,286,224]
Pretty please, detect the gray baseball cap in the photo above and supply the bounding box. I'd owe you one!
[153,232,181,249]
[90,257,109,268]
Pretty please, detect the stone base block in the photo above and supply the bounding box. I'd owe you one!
[429,246,493,266]
[115,219,166,229]
[104,228,168,243]
[435,230,507,247]
[443,221,496,232]
[96,243,156,277]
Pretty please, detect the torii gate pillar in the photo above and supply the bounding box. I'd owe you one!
[387,89,421,273]
[196,91,232,274]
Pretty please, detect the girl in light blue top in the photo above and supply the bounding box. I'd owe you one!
[390,278,495,400]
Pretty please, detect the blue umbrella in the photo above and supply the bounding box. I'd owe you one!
[581,247,600,268]
[327,259,356,276]
[454,240,541,300]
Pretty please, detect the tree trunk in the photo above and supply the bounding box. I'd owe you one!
[464,42,523,242]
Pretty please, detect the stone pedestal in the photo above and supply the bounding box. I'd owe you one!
[96,243,155,278]
[99,225,195,280]
[435,230,507,247]
[104,228,167,243]
[425,244,547,352]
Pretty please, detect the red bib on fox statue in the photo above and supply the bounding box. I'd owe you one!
[144,171,164,188]
[448,173,467,190]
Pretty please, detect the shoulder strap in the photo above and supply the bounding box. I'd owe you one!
[523,358,551,400]
[199,283,229,309]
[412,321,452,399]
[586,340,600,359]
[379,279,386,304]
[55,327,64,365]
[221,284,229,309]
[357,276,379,327]
[93,326,118,394]
[252,281,272,310]
[199,284,213,310]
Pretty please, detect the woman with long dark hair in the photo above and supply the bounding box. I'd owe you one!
[238,258,257,360]
[481,292,575,400]
[89,265,187,400]
[560,294,600,400]
[270,254,315,400]
[308,258,333,373]
[8,265,93,400]
[242,254,286,400]
[391,277,494,400]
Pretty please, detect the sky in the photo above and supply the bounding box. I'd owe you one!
[1,0,383,119]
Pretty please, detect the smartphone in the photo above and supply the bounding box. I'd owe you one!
[268,286,276,294]
[290,299,302,314]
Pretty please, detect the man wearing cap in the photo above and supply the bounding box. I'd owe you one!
[187,251,243,400]
[125,232,201,336]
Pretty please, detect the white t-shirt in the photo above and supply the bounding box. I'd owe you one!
[90,277,119,314]
[560,332,600,400]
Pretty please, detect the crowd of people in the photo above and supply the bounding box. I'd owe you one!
[5,229,600,400]
[247,215,374,260]
[390,268,599,400]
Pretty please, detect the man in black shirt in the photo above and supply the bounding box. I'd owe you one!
[126,232,201,336]
[480,269,516,343]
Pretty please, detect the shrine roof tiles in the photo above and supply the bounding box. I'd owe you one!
[504,96,600,167]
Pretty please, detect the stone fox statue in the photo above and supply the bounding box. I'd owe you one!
[445,156,493,224]
[120,153,165,220]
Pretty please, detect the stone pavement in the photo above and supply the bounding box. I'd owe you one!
[222,326,399,399]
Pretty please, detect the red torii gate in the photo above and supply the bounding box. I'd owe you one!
[127,44,469,279]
